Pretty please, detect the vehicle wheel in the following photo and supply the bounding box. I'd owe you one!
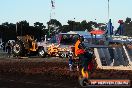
[59,53,64,58]
[38,47,46,58]
[61,53,65,58]
[59,53,67,58]
[12,41,25,56]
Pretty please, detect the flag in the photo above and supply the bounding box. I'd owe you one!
[51,0,55,8]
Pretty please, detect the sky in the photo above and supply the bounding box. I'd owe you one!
[0,0,132,28]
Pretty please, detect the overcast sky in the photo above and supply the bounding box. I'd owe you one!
[0,0,132,28]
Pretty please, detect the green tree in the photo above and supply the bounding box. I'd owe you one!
[17,20,29,36]
[125,17,131,24]
[0,22,16,43]
[47,19,62,37]
[34,22,46,41]
[124,17,132,36]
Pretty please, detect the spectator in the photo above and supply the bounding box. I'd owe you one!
[2,42,5,52]
[6,41,12,58]
[68,51,73,71]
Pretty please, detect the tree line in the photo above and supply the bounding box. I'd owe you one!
[0,17,132,43]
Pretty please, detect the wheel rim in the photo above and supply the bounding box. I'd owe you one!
[39,49,45,56]
[61,53,64,57]
[13,44,20,54]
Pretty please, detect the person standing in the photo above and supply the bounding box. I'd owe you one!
[68,51,73,71]
[6,41,12,58]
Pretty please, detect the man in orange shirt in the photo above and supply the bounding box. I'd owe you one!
[75,36,85,57]
[74,36,85,71]
[74,36,94,71]
[75,38,81,57]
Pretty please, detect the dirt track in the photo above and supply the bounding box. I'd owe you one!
[0,57,131,88]
[0,57,80,88]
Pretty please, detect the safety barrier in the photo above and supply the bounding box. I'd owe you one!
[94,45,132,70]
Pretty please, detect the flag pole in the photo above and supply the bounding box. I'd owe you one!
[108,0,110,20]
[16,22,17,34]
[49,0,53,37]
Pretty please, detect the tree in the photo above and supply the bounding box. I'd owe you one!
[98,23,106,31]
[34,22,46,41]
[81,20,87,30]
[47,19,62,37]
[125,17,131,24]
[0,22,16,43]
[67,20,76,31]
[61,25,70,33]
[124,17,132,36]
[17,20,29,36]
[34,22,46,29]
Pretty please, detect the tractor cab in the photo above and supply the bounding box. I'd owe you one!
[17,35,38,52]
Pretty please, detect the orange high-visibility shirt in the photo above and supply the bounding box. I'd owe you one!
[75,40,81,56]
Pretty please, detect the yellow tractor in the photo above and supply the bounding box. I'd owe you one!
[12,35,46,57]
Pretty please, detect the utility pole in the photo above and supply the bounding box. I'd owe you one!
[16,22,18,36]
[73,18,75,31]
[108,0,110,20]
[48,12,51,37]
[21,23,22,36]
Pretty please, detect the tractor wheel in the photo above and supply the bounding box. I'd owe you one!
[38,47,46,58]
[12,41,25,56]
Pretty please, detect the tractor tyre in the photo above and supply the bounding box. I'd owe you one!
[12,41,25,56]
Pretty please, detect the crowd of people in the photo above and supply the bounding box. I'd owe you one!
[0,41,14,58]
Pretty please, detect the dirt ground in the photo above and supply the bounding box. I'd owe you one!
[0,57,131,88]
